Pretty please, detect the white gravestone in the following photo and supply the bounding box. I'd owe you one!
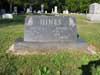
[89,3,100,14]
[2,14,13,19]
[51,8,54,14]
[63,11,66,14]
[26,8,30,13]
[87,3,100,22]
[45,11,47,14]
[54,6,58,14]
[37,10,41,14]
[63,10,69,14]
[26,6,32,13]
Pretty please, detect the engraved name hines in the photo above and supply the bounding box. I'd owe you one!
[24,16,77,42]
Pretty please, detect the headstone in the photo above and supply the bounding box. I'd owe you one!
[63,11,66,14]
[87,14,100,21]
[26,8,30,13]
[24,16,77,42]
[87,3,100,22]
[66,10,69,14]
[63,10,69,14]
[41,4,44,14]
[33,10,36,14]
[54,6,58,14]
[26,6,32,13]
[89,3,100,14]
[11,15,87,52]
[8,15,89,54]
[51,8,54,14]
[2,13,13,19]
[45,11,47,14]
[13,6,17,14]
[37,10,41,14]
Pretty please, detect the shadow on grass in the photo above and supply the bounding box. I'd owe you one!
[79,59,100,75]
[0,15,25,28]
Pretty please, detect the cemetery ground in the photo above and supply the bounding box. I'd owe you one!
[0,14,100,75]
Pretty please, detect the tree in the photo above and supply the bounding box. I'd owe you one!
[7,0,25,13]
[79,0,90,13]
[5,0,100,13]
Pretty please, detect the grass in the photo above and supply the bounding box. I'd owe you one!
[0,14,100,75]
[76,15,100,51]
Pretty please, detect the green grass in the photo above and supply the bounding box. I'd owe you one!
[76,15,100,51]
[0,15,100,75]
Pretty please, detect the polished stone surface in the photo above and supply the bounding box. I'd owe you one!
[24,16,77,42]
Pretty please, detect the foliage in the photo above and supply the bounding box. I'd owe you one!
[1,0,100,13]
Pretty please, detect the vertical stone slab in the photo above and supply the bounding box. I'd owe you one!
[24,16,77,43]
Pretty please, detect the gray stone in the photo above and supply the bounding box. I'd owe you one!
[33,10,36,14]
[8,15,90,54]
[24,16,77,42]
[14,37,88,50]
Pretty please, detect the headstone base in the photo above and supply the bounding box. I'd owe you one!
[7,38,93,55]
[86,14,100,22]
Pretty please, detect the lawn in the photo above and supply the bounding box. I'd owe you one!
[0,14,100,75]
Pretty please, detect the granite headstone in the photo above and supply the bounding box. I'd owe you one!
[24,16,77,43]
[8,15,89,54]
